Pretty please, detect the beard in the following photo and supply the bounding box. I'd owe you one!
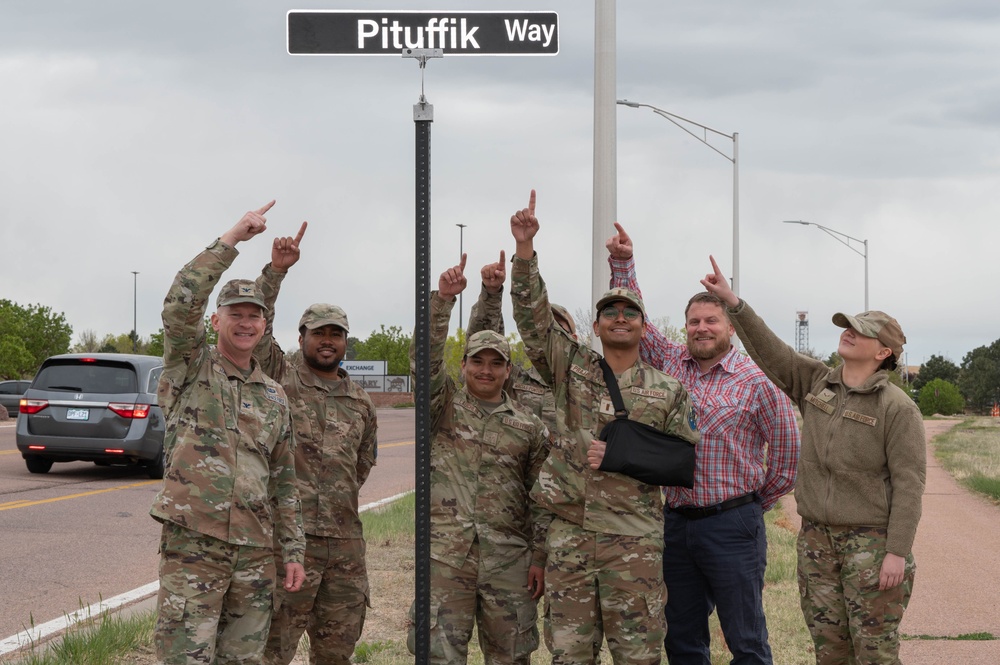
[304,348,342,373]
[687,334,731,361]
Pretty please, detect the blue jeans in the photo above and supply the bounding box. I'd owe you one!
[662,500,771,665]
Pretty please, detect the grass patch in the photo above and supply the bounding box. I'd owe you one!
[4,609,156,665]
[931,416,1000,502]
[392,402,415,409]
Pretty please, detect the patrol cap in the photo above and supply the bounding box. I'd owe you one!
[595,287,646,320]
[832,310,906,359]
[551,303,576,336]
[299,303,350,333]
[217,279,267,310]
[465,330,511,361]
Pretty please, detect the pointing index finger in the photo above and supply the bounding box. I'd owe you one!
[498,249,505,264]
[528,189,536,216]
[458,252,467,272]
[293,221,308,244]
[709,255,723,276]
[256,200,276,215]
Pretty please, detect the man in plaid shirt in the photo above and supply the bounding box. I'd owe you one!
[607,223,800,665]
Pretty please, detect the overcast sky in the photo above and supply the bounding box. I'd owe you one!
[4,1,999,369]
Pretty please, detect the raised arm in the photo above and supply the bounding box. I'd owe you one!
[412,254,467,425]
[254,221,308,379]
[702,255,826,402]
[161,201,276,413]
[467,250,506,337]
[606,221,681,368]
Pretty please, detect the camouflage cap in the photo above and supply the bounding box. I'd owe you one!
[465,330,511,361]
[832,310,906,359]
[299,303,350,333]
[217,279,267,310]
[550,303,576,335]
[595,287,646,320]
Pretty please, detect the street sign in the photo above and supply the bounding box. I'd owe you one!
[341,360,387,375]
[288,10,558,56]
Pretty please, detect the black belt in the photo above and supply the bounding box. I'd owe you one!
[670,492,758,520]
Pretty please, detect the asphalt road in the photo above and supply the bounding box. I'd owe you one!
[0,408,415,642]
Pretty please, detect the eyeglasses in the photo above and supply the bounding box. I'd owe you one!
[600,305,641,321]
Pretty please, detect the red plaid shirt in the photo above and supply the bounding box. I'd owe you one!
[610,256,800,511]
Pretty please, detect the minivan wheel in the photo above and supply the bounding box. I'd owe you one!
[147,449,165,480]
[25,456,53,474]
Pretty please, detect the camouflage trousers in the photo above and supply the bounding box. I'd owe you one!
[407,538,540,664]
[155,522,276,665]
[544,517,666,665]
[263,534,369,665]
[798,520,915,665]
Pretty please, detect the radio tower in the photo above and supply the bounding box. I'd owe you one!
[795,311,809,354]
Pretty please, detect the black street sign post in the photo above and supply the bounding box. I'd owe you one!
[287,12,558,663]
[288,10,558,56]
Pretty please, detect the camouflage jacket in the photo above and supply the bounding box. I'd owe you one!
[511,253,700,539]
[150,239,305,564]
[414,293,552,572]
[254,264,379,540]
[467,284,556,434]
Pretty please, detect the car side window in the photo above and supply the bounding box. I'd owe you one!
[148,367,164,395]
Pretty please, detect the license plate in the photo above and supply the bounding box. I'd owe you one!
[66,408,89,421]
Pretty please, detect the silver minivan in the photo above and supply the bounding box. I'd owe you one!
[16,354,165,478]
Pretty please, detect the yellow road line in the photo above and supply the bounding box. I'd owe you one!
[0,450,20,456]
[379,440,414,449]
[0,480,160,512]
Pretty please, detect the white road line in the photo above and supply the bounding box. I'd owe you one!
[0,491,414,656]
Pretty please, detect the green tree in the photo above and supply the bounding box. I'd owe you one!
[958,341,1000,413]
[354,325,411,375]
[824,352,843,369]
[346,336,360,361]
[0,336,34,379]
[918,378,965,416]
[0,299,72,378]
[913,354,960,391]
[147,329,165,357]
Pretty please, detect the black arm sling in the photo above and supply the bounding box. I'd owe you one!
[596,358,696,488]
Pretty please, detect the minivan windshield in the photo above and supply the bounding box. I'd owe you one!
[34,361,138,394]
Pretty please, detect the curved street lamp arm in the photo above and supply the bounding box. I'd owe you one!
[783,220,866,258]
[618,99,735,162]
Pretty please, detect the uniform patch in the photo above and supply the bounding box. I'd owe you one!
[484,431,500,444]
[599,398,616,416]
[631,387,666,399]
[513,382,544,395]
[570,364,590,378]
[455,399,478,414]
[264,392,286,406]
[805,393,836,415]
[500,416,533,432]
[818,388,836,402]
[843,410,877,427]
[241,400,253,411]
[688,406,699,432]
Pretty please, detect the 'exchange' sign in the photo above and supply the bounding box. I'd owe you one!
[287,10,559,56]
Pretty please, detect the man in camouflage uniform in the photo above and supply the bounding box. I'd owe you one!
[467,248,577,434]
[250,223,379,665]
[509,190,700,665]
[407,253,552,664]
[150,200,306,665]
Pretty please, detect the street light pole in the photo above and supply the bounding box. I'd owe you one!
[455,223,467,331]
[784,221,869,311]
[131,271,139,353]
[618,99,740,295]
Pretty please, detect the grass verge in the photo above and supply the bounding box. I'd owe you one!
[931,416,1000,503]
[3,492,819,664]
